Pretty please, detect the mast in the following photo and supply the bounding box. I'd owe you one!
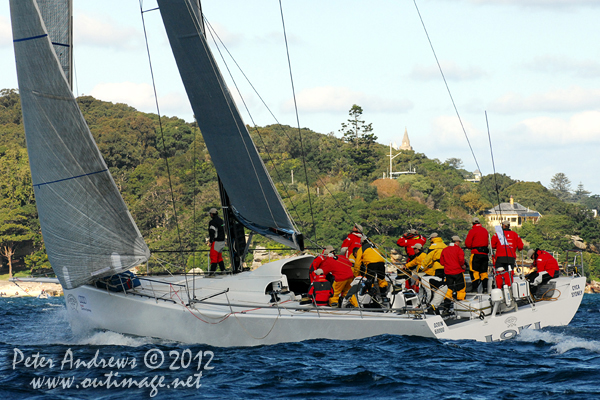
[218,178,246,273]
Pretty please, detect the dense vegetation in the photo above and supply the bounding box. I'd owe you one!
[1,88,600,280]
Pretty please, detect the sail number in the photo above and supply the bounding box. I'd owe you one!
[571,284,583,298]
[433,321,445,334]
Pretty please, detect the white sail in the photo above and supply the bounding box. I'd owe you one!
[36,0,72,89]
[10,0,150,289]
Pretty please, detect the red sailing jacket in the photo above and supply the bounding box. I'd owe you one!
[320,255,354,282]
[341,232,362,258]
[440,244,466,276]
[533,250,559,276]
[309,255,326,282]
[465,224,489,255]
[396,234,427,257]
[491,229,523,258]
[308,275,333,306]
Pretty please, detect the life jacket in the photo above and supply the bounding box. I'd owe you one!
[308,275,333,306]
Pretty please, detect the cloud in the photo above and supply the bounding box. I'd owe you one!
[490,86,600,114]
[204,21,243,47]
[524,55,600,78]
[282,86,413,114]
[431,115,484,146]
[75,14,140,50]
[89,81,190,118]
[0,16,11,47]
[410,61,487,82]
[517,111,600,144]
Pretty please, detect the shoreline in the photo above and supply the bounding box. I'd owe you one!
[0,279,63,298]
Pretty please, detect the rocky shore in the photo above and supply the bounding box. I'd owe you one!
[0,279,63,298]
[585,280,600,294]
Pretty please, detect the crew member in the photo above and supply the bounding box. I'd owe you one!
[308,246,334,282]
[491,220,523,271]
[396,229,427,262]
[526,248,560,296]
[320,251,355,307]
[401,243,426,291]
[465,217,490,293]
[440,236,467,302]
[353,237,388,292]
[340,224,364,259]
[420,233,447,307]
[307,269,333,306]
[208,208,226,275]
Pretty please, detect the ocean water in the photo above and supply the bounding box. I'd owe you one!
[1,295,600,399]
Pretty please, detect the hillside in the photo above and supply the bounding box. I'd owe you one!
[1,88,600,280]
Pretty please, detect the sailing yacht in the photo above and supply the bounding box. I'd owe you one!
[10,0,586,346]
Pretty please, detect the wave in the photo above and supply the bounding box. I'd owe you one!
[72,330,166,347]
[516,329,600,354]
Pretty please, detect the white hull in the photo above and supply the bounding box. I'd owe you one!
[63,257,586,347]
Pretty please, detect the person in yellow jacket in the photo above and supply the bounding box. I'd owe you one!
[353,238,388,291]
[419,233,447,307]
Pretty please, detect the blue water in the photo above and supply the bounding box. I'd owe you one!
[1,295,600,399]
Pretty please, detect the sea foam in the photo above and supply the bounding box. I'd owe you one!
[517,329,600,354]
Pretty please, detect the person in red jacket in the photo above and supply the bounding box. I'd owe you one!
[320,253,355,307]
[308,245,335,282]
[465,217,490,293]
[491,221,524,271]
[440,235,467,301]
[526,248,560,296]
[307,269,334,306]
[396,229,427,261]
[340,224,363,259]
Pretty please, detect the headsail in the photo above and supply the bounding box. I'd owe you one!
[157,0,303,250]
[10,0,150,289]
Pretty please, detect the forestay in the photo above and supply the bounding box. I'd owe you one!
[10,0,150,289]
[157,0,303,250]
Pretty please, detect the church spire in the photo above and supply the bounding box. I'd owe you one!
[400,127,412,151]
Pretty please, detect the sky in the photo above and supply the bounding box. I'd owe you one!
[2,0,600,197]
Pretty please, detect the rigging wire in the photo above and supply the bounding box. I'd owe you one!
[413,0,508,228]
[138,1,189,290]
[485,111,504,223]
[278,0,318,244]
[413,0,483,177]
[202,15,363,249]
[202,19,302,230]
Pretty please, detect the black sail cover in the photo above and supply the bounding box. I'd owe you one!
[158,0,302,250]
[10,0,150,289]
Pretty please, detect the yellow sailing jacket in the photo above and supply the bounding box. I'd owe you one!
[353,243,385,277]
[421,237,447,276]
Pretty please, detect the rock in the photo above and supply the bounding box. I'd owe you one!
[585,280,600,294]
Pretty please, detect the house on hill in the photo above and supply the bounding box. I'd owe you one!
[483,196,541,228]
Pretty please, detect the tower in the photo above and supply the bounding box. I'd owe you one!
[400,127,412,151]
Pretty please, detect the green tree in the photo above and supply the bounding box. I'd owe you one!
[0,201,35,278]
[339,104,377,148]
[550,172,572,202]
[572,182,591,204]
[444,157,464,169]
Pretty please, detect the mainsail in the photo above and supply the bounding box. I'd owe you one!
[10,0,150,289]
[35,0,72,89]
[157,0,303,250]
